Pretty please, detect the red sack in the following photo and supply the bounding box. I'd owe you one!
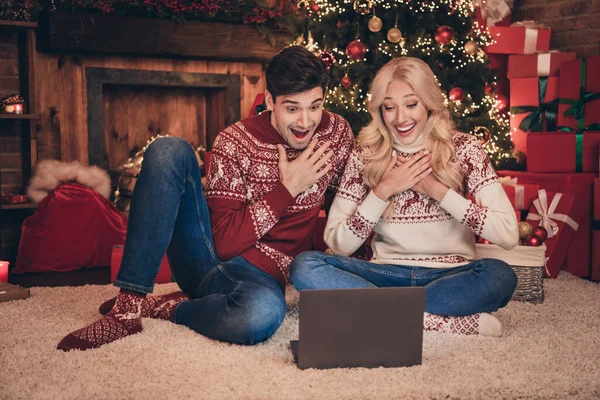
[13,183,127,273]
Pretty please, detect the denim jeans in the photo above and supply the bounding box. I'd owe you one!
[290,251,517,316]
[115,137,286,345]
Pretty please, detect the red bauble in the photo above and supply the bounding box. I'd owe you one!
[341,76,352,89]
[434,26,454,45]
[523,235,542,246]
[495,94,509,112]
[449,87,465,102]
[477,237,492,245]
[319,51,335,69]
[310,3,319,12]
[532,226,548,242]
[346,40,367,61]
[484,83,496,94]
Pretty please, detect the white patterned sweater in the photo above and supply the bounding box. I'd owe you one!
[325,132,519,268]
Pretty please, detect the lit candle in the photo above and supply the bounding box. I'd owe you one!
[13,103,23,114]
[0,261,9,283]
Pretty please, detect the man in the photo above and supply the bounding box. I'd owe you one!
[57,46,355,351]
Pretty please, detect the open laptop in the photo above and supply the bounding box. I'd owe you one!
[290,287,425,369]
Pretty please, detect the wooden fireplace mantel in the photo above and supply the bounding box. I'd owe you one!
[36,12,294,63]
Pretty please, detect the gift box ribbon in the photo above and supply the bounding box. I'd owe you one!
[478,0,513,26]
[557,123,600,172]
[510,77,558,132]
[559,58,600,129]
[527,189,579,239]
[498,176,525,209]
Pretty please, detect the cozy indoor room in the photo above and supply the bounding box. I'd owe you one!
[1,0,599,398]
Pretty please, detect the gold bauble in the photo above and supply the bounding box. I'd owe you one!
[518,221,533,240]
[353,0,373,15]
[368,16,383,33]
[387,27,402,44]
[474,125,491,145]
[464,40,479,55]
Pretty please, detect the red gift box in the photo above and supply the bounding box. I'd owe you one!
[486,25,550,55]
[509,77,559,153]
[527,131,600,173]
[558,57,600,130]
[507,52,576,79]
[497,171,596,278]
[498,176,540,210]
[592,179,600,281]
[525,189,578,278]
[110,245,172,284]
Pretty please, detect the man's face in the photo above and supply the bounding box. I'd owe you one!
[266,87,324,150]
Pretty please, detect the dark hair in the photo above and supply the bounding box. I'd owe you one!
[265,46,328,100]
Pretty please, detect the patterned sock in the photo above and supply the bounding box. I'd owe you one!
[57,290,145,352]
[423,312,503,337]
[98,291,189,321]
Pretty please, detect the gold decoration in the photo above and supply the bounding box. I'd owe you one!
[474,126,491,145]
[114,134,207,214]
[518,221,533,240]
[464,40,479,55]
[387,27,402,44]
[368,16,383,33]
[353,0,373,15]
[1,93,25,114]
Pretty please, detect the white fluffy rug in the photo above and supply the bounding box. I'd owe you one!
[1,272,599,400]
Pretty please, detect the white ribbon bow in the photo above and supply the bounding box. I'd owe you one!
[476,0,513,26]
[527,189,579,239]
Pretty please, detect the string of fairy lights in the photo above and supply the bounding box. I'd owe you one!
[294,0,513,165]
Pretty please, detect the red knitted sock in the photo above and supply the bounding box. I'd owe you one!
[57,290,145,352]
[98,291,189,321]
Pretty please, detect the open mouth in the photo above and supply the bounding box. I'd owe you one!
[396,123,416,137]
[291,128,310,140]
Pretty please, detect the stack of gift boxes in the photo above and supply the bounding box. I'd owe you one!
[485,21,600,280]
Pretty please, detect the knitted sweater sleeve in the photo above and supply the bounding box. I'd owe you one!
[439,134,519,250]
[323,119,355,214]
[206,129,295,261]
[324,148,389,256]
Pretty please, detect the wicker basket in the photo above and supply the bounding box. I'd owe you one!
[475,243,547,304]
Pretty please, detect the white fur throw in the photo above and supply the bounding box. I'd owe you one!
[27,160,111,204]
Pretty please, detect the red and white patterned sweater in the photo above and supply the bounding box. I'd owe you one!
[205,110,354,286]
[325,132,519,268]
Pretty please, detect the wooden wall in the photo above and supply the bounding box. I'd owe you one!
[31,33,266,166]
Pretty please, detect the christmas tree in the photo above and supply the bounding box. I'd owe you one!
[295,0,515,168]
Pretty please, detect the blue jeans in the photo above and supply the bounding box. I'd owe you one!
[290,251,517,316]
[115,137,286,345]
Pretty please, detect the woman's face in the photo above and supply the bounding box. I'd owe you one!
[381,79,429,146]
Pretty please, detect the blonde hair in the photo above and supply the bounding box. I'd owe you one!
[358,57,463,192]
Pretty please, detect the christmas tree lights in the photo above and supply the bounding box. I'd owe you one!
[296,0,515,168]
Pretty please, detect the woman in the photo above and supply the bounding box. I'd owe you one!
[290,57,519,337]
